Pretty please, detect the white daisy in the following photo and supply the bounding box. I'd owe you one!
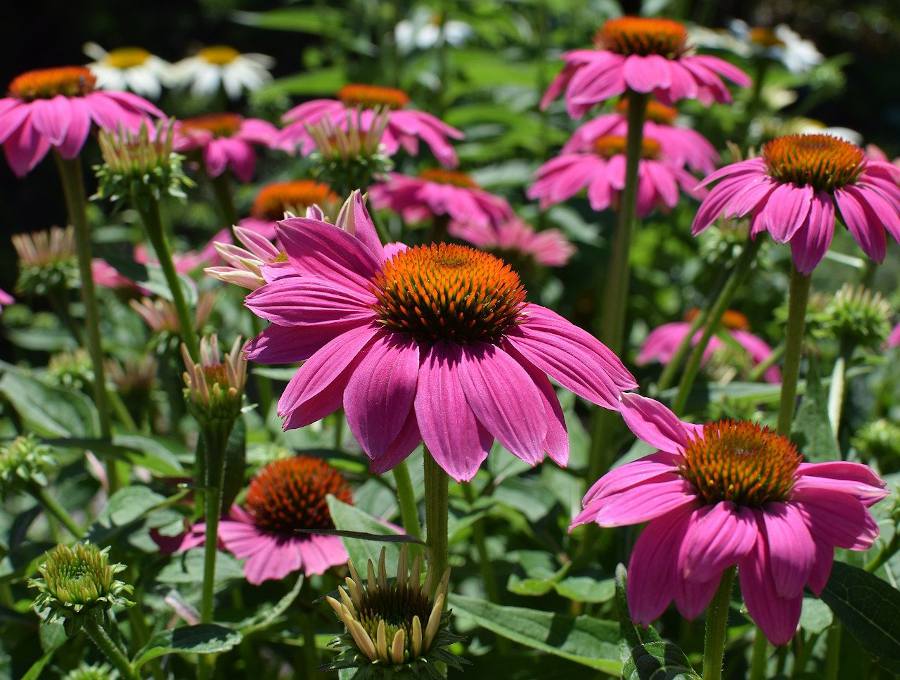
[170,46,273,99]
[83,42,171,99]
[395,8,471,54]
[729,21,824,74]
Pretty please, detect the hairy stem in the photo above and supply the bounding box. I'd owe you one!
[83,617,140,680]
[701,567,735,680]
[777,265,812,435]
[423,449,449,590]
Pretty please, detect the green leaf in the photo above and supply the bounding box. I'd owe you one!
[221,418,247,511]
[0,370,99,437]
[820,560,900,672]
[799,597,833,634]
[156,549,245,590]
[790,358,839,461]
[133,624,242,668]
[493,477,557,522]
[555,576,616,604]
[449,593,621,674]
[98,486,166,527]
[237,574,304,635]
[110,435,187,476]
[327,496,400,573]
[233,8,343,35]
[253,68,346,103]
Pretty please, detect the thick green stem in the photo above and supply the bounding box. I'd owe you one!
[137,195,200,359]
[672,238,761,414]
[299,582,323,680]
[748,630,769,680]
[423,449,449,589]
[702,567,735,680]
[777,265,812,435]
[200,423,232,625]
[53,154,116,489]
[210,172,238,238]
[392,460,423,542]
[597,90,649,353]
[31,484,83,539]
[83,617,140,680]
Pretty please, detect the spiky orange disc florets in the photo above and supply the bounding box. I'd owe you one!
[616,98,678,125]
[594,135,661,159]
[245,456,352,535]
[338,84,410,110]
[372,243,526,344]
[596,17,688,58]
[181,113,243,138]
[9,67,96,100]
[679,421,801,506]
[251,180,338,219]
[762,134,865,191]
[418,168,478,188]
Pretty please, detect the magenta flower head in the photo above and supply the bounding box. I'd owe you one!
[563,98,719,174]
[370,169,515,229]
[693,134,900,274]
[243,192,637,481]
[278,83,464,168]
[174,112,279,182]
[449,218,575,268]
[541,17,750,117]
[0,66,163,176]
[573,394,887,644]
[637,309,780,383]
[528,135,705,216]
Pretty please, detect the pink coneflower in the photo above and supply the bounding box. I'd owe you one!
[0,289,13,308]
[219,456,351,584]
[278,84,464,167]
[238,179,339,241]
[528,135,705,216]
[693,134,900,273]
[0,66,162,176]
[370,170,514,229]
[449,218,575,267]
[888,323,900,349]
[573,394,887,644]
[91,258,141,292]
[243,192,636,481]
[174,113,278,182]
[563,98,718,174]
[541,17,750,117]
[637,309,780,383]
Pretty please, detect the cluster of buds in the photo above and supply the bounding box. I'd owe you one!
[811,283,892,349]
[131,293,214,353]
[307,109,393,195]
[181,334,248,428]
[94,121,192,205]
[48,349,94,391]
[325,546,462,678]
[12,226,78,296]
[30,543,133,629]
[0,434,57,496]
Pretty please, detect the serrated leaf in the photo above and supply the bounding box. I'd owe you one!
[449,593,621,674]
[820,560,900,672]
[133,624,242,668]
[790,358,839,461]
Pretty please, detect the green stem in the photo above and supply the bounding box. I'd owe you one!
[656,305,708,392]
[827,349,848,436]
[210,172,238,238]
[777,265,812,435]
[824,624,841,680]
[31,484,83,539]
[462,484,500,604]
[701,567,735,680]
[865,532,900,573]
[52,154,116,489]
[423,449,449,588]
[83,616,140,680]
[200,422,232,626]
[748,342,784,382]
[299,582,323,680]
[392,460,423,542]
[136,195,200,359]
[597,90,649,354]
[672,238,761,414]
[748,630,769,680]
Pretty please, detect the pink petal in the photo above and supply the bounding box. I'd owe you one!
[578,451,682,511]
[457,342,548,464]
[835,187,887,262]
[582,475,696,527]
[344,333,420,460]
[738,531,802,645]
[369,406,422,474]
[0,102,30,144]
[623,55,671,93]
[245,323,354,365]
[57,97,93,159]
[619,393,701,454]
[244,539,304,585]
[793,486,880,550]
[30,96,70,146]
[761,183,813,242]
[795,462,888,506]
[244,275,375,327]
[760,503,815,598]
[678,502,758,583]
[3,114,51,176]
[277,324,380,427]
[789,191,835,275]
[414,342,492,482]
[336,191,386,262]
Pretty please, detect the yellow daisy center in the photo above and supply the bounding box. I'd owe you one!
[762,134,865,191]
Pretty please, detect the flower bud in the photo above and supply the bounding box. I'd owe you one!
[0,434,57,496]
[813,283,891,349]
[182,334,247,427]
[13,226,78,296]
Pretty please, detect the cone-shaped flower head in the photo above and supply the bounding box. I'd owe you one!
[13,226,78,296]
[573,394,888,645]
[693,134,900,273]
[30,543,133,624]
[95,121,191,203]
[182,334,247,426]
[325,546,462,677]
[0,434,57,496]
[812,284,891,349]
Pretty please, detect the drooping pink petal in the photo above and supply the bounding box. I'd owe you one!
[581,475,697,527]
[30,96,70,147]
[618,393,701,454]
[622,55,670,93]
[577,451,682,512]
[344,333,419,460]
[245,275,375,327]
[369,406,422,474]
[795,462,888,506]
[414,342,492,482]
[678,502,758,583]
[789,191,835,275]
[297,534,347,576]
[738,531,802,645]
[793,486,880,551]
[457,342,548,465]
[835,187,887,262]
[57,97,93,159]
[245,323,355,365]
[759,503,816,598]
[761,183,813,243]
